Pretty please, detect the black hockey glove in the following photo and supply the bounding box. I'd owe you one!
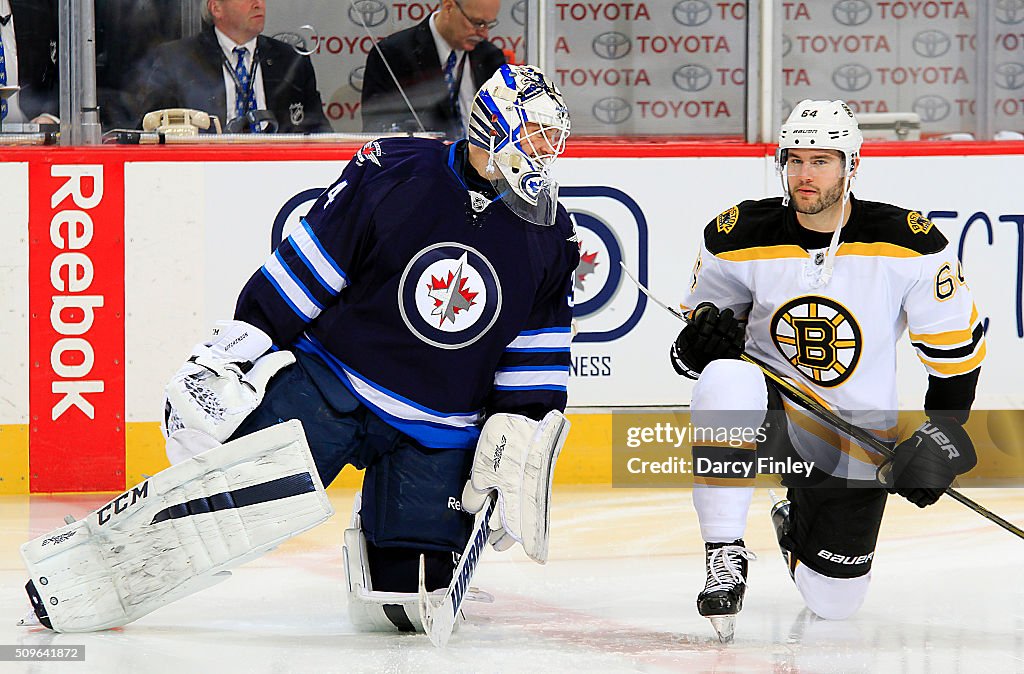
[670,302,745,379]
[884,418,977,508]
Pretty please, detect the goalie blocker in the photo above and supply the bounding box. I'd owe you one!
[21,421,333,632]
[462,410,570,564]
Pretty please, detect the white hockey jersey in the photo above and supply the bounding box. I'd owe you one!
[682,197,985,479]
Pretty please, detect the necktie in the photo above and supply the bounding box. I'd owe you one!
[443,50,461,135]
[233,46,260,133]
[0,31,8,121]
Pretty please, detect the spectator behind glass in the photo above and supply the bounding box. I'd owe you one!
[95,0,182,130]
[361,0,505,138]
[0,0,58,125]
[132,0,330,134]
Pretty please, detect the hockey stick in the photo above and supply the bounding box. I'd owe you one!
[417,494,498,647]
[348,0,427,134]
[620,262,1024,541]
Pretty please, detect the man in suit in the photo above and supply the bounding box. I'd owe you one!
[0,0,58,125]
[361,0,504,138]
[134,0,330,134]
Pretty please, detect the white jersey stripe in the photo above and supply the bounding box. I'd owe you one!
[263,253,322,322]
[506,330,572,351]
[341,366,483,429]
[494,368,569,388]
[290,219,348,293]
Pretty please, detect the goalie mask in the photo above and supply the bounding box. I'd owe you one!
[775,99,863,287]
[468,64,571,226]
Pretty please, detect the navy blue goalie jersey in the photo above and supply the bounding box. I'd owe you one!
[234,138,579,449]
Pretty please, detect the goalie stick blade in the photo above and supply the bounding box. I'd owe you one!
[417,495,497,648]
[417,555,455,648]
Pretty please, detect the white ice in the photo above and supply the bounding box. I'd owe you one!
[3,486,1023,673]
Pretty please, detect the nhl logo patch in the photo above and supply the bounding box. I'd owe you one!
[907,211,933,234]
[398,243,502,349]
[289,102,305,126]
[717,205,740,234]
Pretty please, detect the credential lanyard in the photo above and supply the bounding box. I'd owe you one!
[221,46,260,117]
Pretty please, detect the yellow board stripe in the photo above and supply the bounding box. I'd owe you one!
[919,341,987,375]
[0,424,30,495]
[694,441,757,451]
[694,475,756,487]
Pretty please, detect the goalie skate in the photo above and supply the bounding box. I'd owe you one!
[697,539,756,643]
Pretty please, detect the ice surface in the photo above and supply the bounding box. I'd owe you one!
[3,487,1023,673]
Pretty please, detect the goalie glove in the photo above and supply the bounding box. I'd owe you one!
[461,410,570,564]
[162,320,294,447]
[879,418,977,508]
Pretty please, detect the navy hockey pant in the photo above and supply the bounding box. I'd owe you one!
[229,354,474,589]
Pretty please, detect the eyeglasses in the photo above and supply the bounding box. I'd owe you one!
[453,0,499,30]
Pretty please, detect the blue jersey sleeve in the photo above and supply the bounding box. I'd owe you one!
[233,148,381,347]
[488,223,578,420]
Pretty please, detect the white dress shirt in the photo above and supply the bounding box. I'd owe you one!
[429,12,473,135]
[214,27,267,123]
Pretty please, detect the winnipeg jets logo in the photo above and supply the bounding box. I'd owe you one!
[355,140,383,167]
[568,212,621,319]
[575,245,600,291]
[426,252,479,327]
[399,243,502,349]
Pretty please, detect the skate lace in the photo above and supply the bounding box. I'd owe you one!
[705,545,757,592]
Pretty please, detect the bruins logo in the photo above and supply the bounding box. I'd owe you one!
[771,296,862,387]
[716,205,739,234]
[907,211,933,234]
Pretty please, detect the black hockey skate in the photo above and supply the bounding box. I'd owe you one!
[698,539,756,643]
[769,490,798,580]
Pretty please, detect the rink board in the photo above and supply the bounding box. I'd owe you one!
[1,142,1023,492]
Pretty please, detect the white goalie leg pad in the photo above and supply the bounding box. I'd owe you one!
[342,495,432,633]
[163,320,295,444]
[21,420,333,633]
[461,410,570,564]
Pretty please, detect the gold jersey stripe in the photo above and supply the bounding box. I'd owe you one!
[836,242,922,258]
[909,305,981,346]
[781,399,893,465]
[717,245,809,262]
[716,241,925,263]
[919,342,987,375]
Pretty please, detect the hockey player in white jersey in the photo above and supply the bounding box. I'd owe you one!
[671,100,984,642]
[20,65,576,635]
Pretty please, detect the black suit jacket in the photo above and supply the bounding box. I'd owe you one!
[361,18,505,137]
[134,25,331,133]
[8,0,58,120]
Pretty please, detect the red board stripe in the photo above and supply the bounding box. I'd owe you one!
[28,159,126,492]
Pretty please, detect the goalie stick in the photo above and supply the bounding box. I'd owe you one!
[417,494,498,647]
[620,262,1024,541]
